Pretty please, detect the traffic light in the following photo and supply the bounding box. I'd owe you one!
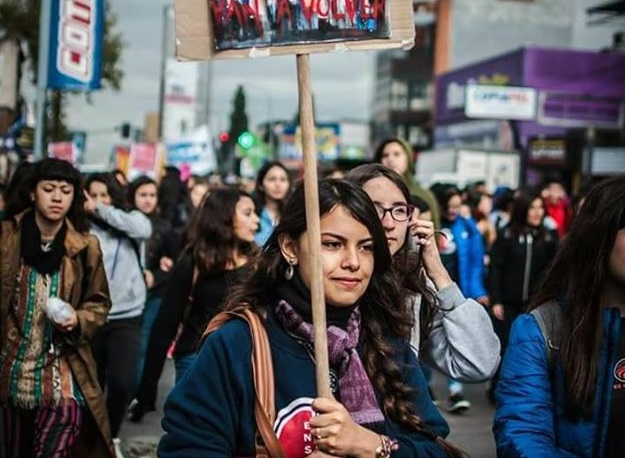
[237,131,254,150]
[219,131,230,143]
[120,122,131,139]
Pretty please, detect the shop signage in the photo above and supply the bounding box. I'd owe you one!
[465,84,537,121]
[528,138,565,165]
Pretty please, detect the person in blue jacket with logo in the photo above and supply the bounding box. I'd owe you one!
[158,179,455,457]
[494,174,625,457]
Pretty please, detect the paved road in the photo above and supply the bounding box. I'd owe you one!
[120,361,497,457]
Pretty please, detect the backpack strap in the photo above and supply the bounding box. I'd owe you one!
[204,308,285,458]
[530,301,563,370]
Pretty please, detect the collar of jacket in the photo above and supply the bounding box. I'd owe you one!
[10,210,88,258]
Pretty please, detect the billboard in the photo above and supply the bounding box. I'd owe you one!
[48,0,104,90]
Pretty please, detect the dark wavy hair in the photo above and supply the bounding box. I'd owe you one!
[508,190,546,234]
[127,176,158,215]
[529,174,625,419]
[85,172,129,210]
[345,164,437,342]
[252,161,291,215]
[223,179,427,432]
[4,158,88,232]
[183,187,258,275]
[431,183,461,216]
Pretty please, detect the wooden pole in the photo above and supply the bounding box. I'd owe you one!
[296,53,331,399]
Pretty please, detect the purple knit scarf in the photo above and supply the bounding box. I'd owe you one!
[274,300,385,425]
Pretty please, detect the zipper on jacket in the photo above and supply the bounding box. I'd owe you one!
[522,233,533,302]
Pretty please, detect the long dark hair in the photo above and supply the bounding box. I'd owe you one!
[431,183,461,217]
[183,187,257,275]
[4,158,88,233]
[127,176,158,215]
[507,190,547,236]
[85,172,129,210]
[529,174,625,419]
[224,179,427,432]
[252,161,291,215]
[345,164,437,340]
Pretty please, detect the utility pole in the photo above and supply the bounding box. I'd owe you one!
[34,0,52,160]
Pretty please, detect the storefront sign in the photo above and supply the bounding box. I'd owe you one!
[465,84,537,121]
[48,0,104,90]
[528,138,565,165]
[537,92,624,128]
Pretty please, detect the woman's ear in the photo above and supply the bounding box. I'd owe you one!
[278,233,298,265]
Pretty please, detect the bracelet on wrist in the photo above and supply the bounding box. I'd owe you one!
[374,435,399,458]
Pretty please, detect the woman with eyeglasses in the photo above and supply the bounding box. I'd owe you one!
[345,166,499,398]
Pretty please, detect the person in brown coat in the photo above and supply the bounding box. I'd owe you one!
[0,159,114,457]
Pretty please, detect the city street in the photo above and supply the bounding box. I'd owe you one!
[120,360,497,457]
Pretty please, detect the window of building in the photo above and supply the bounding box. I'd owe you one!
[391,80,408,110]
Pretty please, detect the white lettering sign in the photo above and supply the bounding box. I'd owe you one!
[465,84,537,121]
[56,0,95,82]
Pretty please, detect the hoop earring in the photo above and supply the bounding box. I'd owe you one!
[285,259,295,281]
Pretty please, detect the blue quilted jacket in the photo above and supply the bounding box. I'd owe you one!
[493,307,622,457]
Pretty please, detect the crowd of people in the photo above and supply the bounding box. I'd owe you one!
[0,138,623,457]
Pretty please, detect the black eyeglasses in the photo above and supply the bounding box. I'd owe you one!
[374,204,413,222]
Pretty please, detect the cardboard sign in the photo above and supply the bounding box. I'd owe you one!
[175,0,414,60]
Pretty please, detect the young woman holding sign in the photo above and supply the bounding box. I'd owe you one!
[158,179,451,457]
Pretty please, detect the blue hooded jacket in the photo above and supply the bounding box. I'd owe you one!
[494,308,622,457]
[440,215,487,300]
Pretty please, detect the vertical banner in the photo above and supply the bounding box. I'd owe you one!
[48,0,104,90]
[0,39,20,109]
[161,58,199,142]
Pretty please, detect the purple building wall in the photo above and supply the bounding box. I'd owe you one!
[434,46,625,149]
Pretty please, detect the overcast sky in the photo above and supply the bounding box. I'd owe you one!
[66,0,376,164]
[65,0,620,165]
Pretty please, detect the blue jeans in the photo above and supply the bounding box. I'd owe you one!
[135,296,162,389]
[174,353,197,383]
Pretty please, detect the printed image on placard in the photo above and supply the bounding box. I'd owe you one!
[210,0,390,50]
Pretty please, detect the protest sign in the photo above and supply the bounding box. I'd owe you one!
[174,0,415,400]
[128,143,164,180]
[48,142,76,163]
[175,0,414,59]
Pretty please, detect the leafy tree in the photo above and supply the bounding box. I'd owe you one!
[228,85,249,147]
[219,85,248,173]
[0,0,123,141]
